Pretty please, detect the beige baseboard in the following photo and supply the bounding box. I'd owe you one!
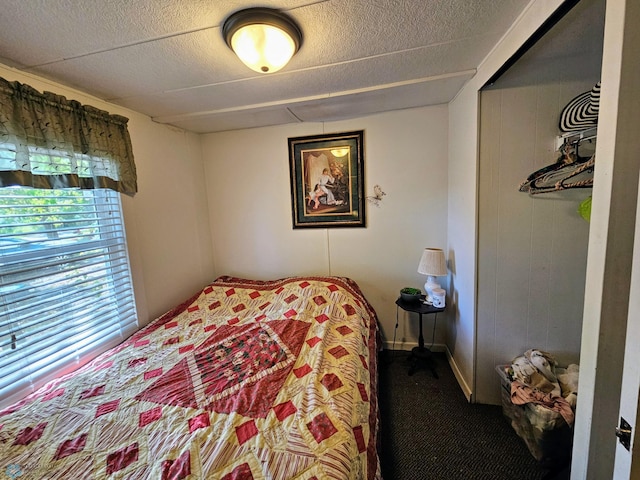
[445,346,473,402]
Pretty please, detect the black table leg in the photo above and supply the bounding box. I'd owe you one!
[407,313,438,378]
[395,297,444,379]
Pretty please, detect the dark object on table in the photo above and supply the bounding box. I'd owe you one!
[400,287,422,302]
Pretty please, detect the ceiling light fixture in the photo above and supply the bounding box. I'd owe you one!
[223,7,302,74]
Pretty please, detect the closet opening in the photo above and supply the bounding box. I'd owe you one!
[475,0,605,470]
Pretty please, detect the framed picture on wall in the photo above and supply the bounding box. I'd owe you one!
[288,130,365,228]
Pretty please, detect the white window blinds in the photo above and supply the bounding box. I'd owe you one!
[0,187,138,408]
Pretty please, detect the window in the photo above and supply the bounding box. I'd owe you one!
[0,187,138,407]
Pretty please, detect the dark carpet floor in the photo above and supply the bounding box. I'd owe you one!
[378,350,570,480]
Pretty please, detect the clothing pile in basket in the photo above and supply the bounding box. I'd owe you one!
[508,349,579,427]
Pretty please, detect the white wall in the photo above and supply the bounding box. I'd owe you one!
[201,106,449,349]
[447,83,480,399]
[0,65,215,325]
[477,81,594,405]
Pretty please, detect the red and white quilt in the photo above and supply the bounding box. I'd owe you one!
[0,276,381,479]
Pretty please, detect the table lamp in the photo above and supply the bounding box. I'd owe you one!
[417,247,447,303]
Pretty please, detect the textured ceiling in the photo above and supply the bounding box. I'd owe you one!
[0,0,532,133]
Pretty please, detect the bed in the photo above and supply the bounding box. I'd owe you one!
[0,276,381,479]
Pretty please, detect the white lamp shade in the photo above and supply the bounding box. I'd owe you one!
[230,23,296,73]
[417,248,447,276]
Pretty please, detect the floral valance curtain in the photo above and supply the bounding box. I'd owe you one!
[0,77,137,195]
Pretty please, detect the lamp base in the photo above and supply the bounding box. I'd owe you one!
[424,276,440,303]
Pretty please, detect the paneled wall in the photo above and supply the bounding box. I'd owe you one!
[476,81,596,404]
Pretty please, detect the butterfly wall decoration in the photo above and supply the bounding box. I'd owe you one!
[367,185,386,207]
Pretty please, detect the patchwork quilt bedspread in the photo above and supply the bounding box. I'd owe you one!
[0,276,381,479]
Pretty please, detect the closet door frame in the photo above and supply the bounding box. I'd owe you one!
[573,0,640,478]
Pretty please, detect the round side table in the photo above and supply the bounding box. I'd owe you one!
[395,295,444,377]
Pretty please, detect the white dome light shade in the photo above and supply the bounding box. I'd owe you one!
[231,24,296,73]
[223,8,302,74]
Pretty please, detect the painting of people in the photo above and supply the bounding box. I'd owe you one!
[288,131,365,228]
